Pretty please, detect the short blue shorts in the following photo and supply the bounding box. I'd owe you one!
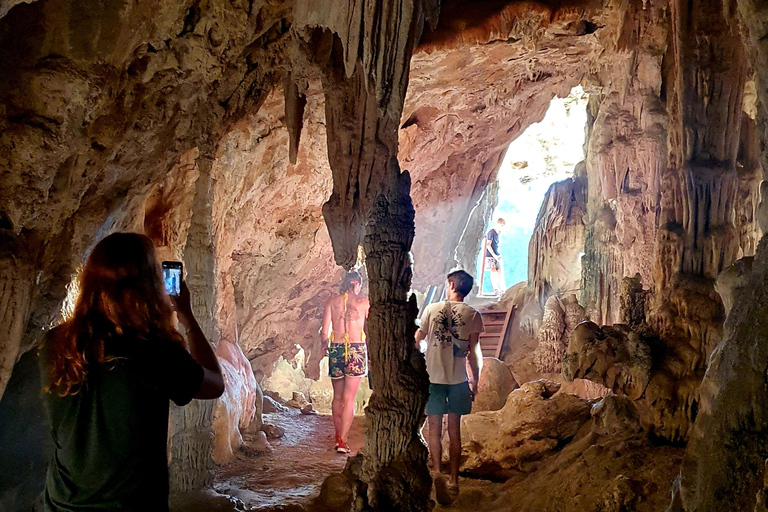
[425,382,472,416]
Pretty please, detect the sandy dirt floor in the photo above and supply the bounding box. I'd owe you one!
[211,410,509,512]
[212,410,365,511]
[210,409,682,512]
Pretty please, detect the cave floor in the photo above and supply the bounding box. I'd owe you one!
[212,410,365,511]
[208,410,684,512]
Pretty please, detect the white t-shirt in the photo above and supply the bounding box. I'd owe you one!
[419,301,485,385]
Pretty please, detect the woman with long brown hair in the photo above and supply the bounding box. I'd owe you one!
[40,232,224,511]
[322,271,369,454]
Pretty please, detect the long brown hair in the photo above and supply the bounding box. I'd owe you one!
[340,271,362,293]
[45,232,184,396]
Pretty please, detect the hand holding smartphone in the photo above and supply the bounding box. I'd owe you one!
[162,261,183,297]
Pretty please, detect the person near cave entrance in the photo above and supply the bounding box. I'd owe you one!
[39,232,224,512]
[322,270,370,454]
[485,217,506,296]
[415,270,484,505]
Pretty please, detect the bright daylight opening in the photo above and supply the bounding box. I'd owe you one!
[477,86,589,296]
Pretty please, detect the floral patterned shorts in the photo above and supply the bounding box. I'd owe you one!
[329,342,368,379]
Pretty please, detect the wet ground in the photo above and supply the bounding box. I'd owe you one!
[212,410,365,511]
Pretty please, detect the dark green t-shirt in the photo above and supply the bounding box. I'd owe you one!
[41,333,204,512]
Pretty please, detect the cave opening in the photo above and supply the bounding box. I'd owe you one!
[475,86,589,296]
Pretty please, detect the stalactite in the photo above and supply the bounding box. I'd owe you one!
[528,176,586,309]
[291,1,439,509]
[674,0,768,509]
[283,75,307,166]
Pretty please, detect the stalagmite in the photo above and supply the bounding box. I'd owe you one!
[532,296,566,373]
[291,1,440,509]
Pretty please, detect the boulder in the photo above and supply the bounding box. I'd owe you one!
[262,394,289,414]
[563,322,652,401]
[317,473,355,510]
[250,431,273,454]
[300,404,317,415]
[260,423,285,439]
[590,394,642,434]
[450,379,592,476]
[473,357,518,412]
[286,391,310,409]
[263,390,288,405]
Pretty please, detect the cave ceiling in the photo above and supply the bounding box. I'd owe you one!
[0,0,610,385]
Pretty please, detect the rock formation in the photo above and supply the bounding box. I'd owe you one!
[670,3,768,506]
[532,293,586,374]
[447,380,591,477]
[562,280,702,442]
[532,295,567,373]
[472,357,519,413]
[211,341,263,464]
[3,0,768,510]
[528,177,586,308]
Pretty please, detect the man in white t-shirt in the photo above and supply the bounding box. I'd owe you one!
[415,270,484,505]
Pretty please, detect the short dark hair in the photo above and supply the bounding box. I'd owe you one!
[447,270,474,297]
[341,271,362,292]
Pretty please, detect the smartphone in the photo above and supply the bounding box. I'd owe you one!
[162,261,183,296]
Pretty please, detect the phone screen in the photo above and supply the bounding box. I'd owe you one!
[162,262,183,296]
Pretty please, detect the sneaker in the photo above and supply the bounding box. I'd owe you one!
[434,474,451,506]
[334,435,341,450]
[336,439,351,454]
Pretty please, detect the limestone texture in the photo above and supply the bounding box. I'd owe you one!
[211,341,263,464]
[3,0,768,510]
[472,357,518,413]
[449,380,591,477]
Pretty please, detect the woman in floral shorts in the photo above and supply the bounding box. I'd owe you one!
[328,341,368,379]
[322,271,370,453]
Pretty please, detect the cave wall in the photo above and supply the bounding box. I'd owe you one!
[672,0,768,509]
[4,0,768,510]
[579,0,670,326]
[404,2,603,290]
[0,0,624,407]
[0,0,442,508]
[0,0,294,502]
[519,0,765,450]
[211,81,338,381]
[0,0,293,397]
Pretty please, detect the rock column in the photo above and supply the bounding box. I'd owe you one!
[292,0,438,509]
[169,153,218,492]
[674,0,768,509]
